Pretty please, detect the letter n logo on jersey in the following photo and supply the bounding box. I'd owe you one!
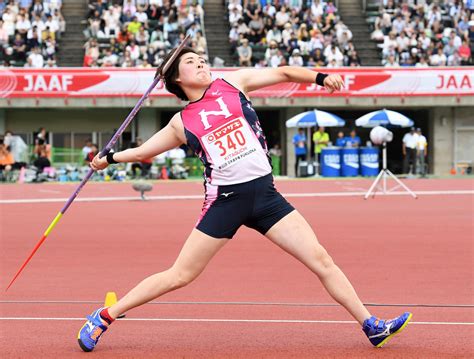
[199,97,232,130]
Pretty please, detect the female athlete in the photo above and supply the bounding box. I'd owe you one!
[78,47,412,352]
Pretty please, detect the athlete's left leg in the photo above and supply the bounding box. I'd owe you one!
[264,210,371,324]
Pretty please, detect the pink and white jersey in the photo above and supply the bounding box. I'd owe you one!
[181,78,272,186]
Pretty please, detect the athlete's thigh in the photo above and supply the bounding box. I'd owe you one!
[171,228,228,277]
[264,210,328,268]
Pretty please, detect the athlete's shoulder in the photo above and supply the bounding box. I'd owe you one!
[219,75,245,94]
[169,112,184,130]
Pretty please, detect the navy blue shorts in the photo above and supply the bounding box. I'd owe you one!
[196,174,295,239]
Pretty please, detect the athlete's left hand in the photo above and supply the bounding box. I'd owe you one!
[323,74,344,94]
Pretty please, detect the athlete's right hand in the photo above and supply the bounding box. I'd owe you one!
[90,153,109,171]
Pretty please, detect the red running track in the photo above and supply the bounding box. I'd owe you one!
[0,178,473,358]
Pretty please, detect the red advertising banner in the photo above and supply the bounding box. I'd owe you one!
[0,67,472,98]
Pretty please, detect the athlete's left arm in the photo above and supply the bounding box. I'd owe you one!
[224,66,344,95]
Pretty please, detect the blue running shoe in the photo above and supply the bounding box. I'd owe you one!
[77,308,109,352]
[363,312,412,348]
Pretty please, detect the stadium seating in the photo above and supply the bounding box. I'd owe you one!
[0,0,65,67]
[228,0,361,67]
[83,0,208,67]
[366,0,473,67]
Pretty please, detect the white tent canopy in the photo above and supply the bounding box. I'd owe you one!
[355,109,414,128]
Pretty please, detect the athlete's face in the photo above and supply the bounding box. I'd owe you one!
[176,53,211,88]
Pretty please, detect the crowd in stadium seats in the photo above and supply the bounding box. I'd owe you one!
[2,0,473,69]
[83,0,207,68]
[0,0,65,67]
[370,0,473,66]
[228,0,361,67]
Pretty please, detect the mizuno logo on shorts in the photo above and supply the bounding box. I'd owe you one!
[221,192,234,197]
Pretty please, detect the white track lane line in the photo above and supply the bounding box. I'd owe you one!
[1,300,473,308]
[1,190,473,204]
[0,317,472,325]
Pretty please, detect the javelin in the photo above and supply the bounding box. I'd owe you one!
[5,35,190,291]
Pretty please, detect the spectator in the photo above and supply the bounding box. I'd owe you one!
[26,27,41,50]
[248,13,264,44]
[12,33,27,62]
[35,127,48,145]
[325,44,344,66]
[237,38,252,66]
[371,16,385,41]
[269,49,284,67]
[313,126,329,164]
[266,25,282,44]
[101,48,119,66]
[131,138,153,178]
[326,58,339,68]
[229,23,240,52]
[289,48,303,66]
[292,128,307,177]
[33,138,51,173]
[312,48,326,67]
[88,0,106,18]
[402,127,418,175]
[2,8,15,38]
[85,143,99,164]
[44,14,59,36]
[447,50,461,66]
[391,13,406,35]
[82,138,93,160]
[16,13,31,36]
[83,38,99,66]
[0,20,8,46]
[275,6,290,27]
[229,7,242,26]
[416,128,427,177]
[41,26,55,42]
[415,55,429,67]
[458,40,472,65]
[27,46,43,68]
[269,143,282,157]
[0,138,15,179]
[384,54,400,67]
[127,16,141,35]
[195,30,206,53]
[335,131,346,147]
[347,50,361,66]
[3,130,27,167]
[44,57,57,67]
[168,146,187,179]
[430,47,447,66]
[125,40,140,61]
[123,0,137,17]
[344,129,361,148]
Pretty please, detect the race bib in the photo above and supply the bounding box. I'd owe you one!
[201,117,259,170]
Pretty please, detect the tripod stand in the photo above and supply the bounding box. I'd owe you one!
[364,142,417,199]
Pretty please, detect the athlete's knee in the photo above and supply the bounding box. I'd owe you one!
[167,267,199,289]
[313,245,335,271]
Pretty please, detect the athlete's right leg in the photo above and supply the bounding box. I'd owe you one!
[78,229,227,351]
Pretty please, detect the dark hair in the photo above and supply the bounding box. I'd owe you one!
[154,47,197,101]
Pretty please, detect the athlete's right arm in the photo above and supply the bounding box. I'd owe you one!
[90,113,186,170]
